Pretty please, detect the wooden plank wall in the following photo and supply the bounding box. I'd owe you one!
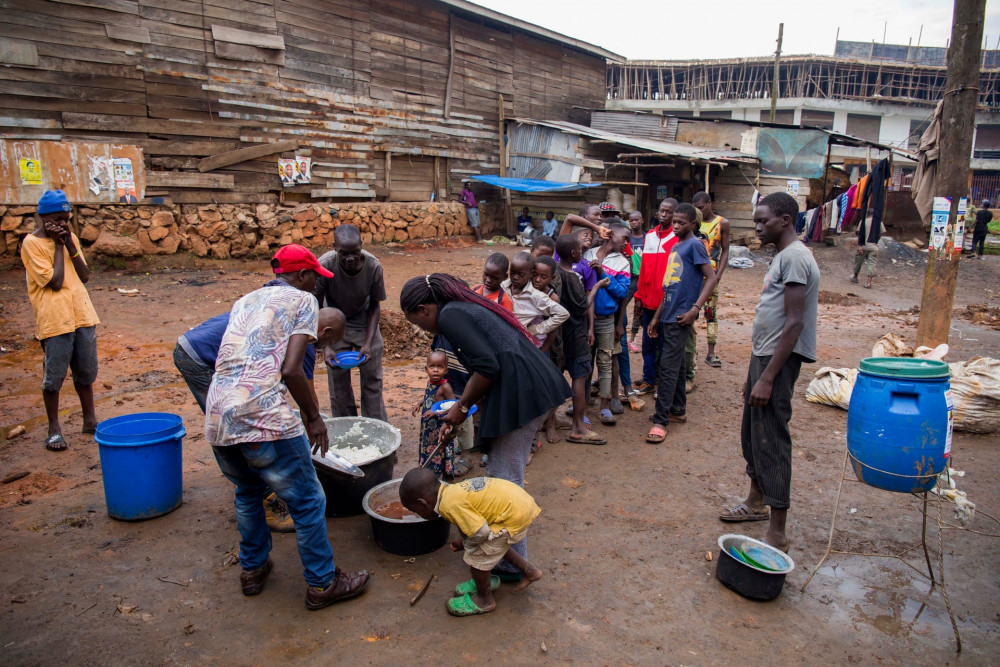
[713,169,810,238]
[0,0,606,205]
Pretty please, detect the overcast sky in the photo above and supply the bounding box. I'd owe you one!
[469,0,1000,60]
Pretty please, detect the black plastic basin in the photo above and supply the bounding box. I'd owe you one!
[715,534,795,601]
[362,478,451,556]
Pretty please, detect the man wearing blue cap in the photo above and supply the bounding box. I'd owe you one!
[21,190,100,451]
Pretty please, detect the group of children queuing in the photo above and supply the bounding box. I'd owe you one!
[415,194,734,476]
[407,190,816,615]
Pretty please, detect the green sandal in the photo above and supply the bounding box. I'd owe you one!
[446,592,495,616]
[453,576,500,597]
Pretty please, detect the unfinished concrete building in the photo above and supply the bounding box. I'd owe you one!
[606,41,1000,202]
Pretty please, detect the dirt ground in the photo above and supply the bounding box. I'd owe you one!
[1,236,999,665]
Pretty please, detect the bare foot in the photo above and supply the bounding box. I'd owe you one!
[554,416,573,430]
[514,565,542,591]
[763,530,789,553]
[545,422,561,443]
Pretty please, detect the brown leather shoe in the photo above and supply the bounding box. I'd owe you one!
[305,568,371,610]
[240,559,273,596]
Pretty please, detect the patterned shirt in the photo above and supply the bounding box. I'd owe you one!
[205,283,318,446]
[700,215,723,269]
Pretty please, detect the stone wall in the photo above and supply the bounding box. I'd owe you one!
[0,201,469,259]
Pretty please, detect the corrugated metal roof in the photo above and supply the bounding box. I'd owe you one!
[438,1,623,62]
[511,118,759,165]
[591,112,678,142]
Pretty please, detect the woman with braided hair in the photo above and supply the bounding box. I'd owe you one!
[401,273,571,583]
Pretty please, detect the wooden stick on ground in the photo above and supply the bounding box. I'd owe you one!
[410,575,436,607]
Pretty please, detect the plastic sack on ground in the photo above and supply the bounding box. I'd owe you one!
[871,332,914,358]
[805,367,857,410]
[949,356,1000,434]
[914,343,949,361]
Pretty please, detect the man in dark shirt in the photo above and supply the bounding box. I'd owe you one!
[971,200,993,259]
[314,224,388,420]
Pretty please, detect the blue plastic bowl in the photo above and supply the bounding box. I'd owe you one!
[326,351,368,370]
[431,400,478,417]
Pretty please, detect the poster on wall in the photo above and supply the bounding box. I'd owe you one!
[930,196,966,258]
[113,158,138,203]
[656,185,667,200]
[952,197,967,255]
[88,157,114,196]
[19,158,42,185]
[279,157,311,187]
[930,197,948,251]
[785,180,799,198]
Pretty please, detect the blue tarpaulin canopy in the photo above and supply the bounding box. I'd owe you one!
[471,175,602,192]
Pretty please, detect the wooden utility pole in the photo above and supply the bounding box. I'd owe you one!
[769,23,783,122]
[916,0,985,347]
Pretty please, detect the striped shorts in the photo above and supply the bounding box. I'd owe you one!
[740,354,803,510]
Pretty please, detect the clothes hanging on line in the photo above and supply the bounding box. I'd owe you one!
[859,157,891,246]
[802,205,825,243]
[842,183,859,229]
[796,211,807,235]
[837,192,850,232]
[813,205,825,242]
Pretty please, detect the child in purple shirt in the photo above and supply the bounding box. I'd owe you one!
[554,229,599,290]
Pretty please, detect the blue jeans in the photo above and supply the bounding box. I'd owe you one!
[617,310,632,390]
[640,308,663,385]
[212,435,336,587]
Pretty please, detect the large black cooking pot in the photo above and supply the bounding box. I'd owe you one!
[362,478,451,556]
[311,417,401,517]
[715,534,795,601]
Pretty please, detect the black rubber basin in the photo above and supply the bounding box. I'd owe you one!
[362,478,451,556]
[715,534,795,601]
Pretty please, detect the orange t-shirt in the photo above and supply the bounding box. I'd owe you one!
[21,233,100,339]
[473,284,514,312]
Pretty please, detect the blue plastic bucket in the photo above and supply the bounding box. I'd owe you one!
[94,412,186,520]
[847,358,952,493]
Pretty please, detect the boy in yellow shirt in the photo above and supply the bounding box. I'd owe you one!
[21,190,100,452]
[400,468,542,616]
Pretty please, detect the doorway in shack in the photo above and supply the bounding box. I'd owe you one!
[643,163,693,230]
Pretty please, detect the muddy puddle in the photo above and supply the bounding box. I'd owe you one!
[812,561,965,643]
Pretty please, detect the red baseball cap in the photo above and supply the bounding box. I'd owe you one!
[271,244,333,278]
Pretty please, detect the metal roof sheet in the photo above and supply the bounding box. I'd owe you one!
[438,1,623,62]
[511,118,759,164]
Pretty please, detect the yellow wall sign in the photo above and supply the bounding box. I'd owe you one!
[19,158,42,185]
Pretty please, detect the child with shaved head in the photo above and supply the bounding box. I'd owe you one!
[400,468,542,616]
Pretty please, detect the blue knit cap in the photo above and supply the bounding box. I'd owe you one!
[38,190,71,216]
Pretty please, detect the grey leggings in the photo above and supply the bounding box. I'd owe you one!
[484,413,547,571]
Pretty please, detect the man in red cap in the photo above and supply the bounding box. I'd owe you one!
[598,201,620,222]
[205,244,371,609]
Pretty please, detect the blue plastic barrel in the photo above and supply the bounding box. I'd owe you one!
[847,358,952,493]
[94,412,186,520]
